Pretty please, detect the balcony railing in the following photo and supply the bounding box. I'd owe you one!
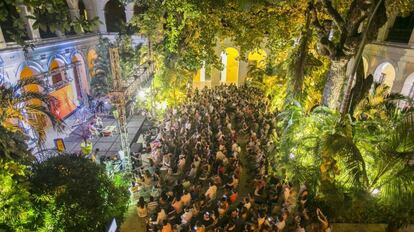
[0,33,99,51]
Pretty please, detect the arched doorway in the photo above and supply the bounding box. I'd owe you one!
[19,65,47,139]
[48,59,77,120]
[221,47,239,85]
[401,73,414,98]
[373,62,396,89]
[87,49,98,78]
[104,0,126,32]
[72,54,90,101]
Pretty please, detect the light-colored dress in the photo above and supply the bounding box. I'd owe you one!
[137,205,148,218]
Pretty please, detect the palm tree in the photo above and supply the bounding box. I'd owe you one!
[276,85,414,227]
[0,78,63,144]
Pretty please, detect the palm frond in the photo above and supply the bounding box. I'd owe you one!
[321,132,369,188]
[13,77,45,92]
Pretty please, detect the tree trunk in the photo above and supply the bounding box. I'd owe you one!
[322,59,349,109]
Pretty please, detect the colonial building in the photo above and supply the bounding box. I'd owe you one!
[0,0,145,148]
[193,11,414,101]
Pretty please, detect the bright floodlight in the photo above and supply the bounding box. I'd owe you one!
[161,101,167,110]
[138,90,146,100]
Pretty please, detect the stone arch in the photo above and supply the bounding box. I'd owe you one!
[15,61,44,78]
[373,62,396,88]
[49,58,66,86]
[221,47,240,85]
[87,48,98,78]
[401,73,414,98]
[18,65,49,136]
[71,52,90,98]
[48,58,78,120]
[47,54,69,67]
[104,0,126,32]
[19,65,42,92]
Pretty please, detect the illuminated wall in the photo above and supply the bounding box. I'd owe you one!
[193,69,201,82]
[87,49,97,77]
[72,54,90,96]
[48,59,78,120]
[19,66,49,129]
[373,62,396,88]
[225,47,239,85]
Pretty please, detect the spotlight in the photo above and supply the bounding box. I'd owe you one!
[371,188,380,196]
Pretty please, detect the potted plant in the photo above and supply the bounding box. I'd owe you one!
[77,122,93,155]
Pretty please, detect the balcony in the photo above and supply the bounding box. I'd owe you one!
[0,33,100,52]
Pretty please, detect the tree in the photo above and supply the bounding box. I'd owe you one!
[133,0,306,70]
[275,85,414,228]
[90,37,112,97]
[0,0,99,45]
[30,154,129,232]
[0,124,35,232]
[0,78,62,144]
[0,159,35,232]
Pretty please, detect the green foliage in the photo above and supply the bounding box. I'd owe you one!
[0,78,63,144]
[133,0,306,72]
[0,160,35,232]
[0,125,32,162]
[0,0,99,46]
[274,86,414,226]
[91,37,112,97]
[116,35,143,80]
[30,155,130,232]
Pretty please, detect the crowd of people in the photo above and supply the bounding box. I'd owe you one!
[134,85,330,232]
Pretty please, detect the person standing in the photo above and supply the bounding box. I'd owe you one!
[137,197,148,223]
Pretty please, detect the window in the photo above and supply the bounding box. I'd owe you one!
[386,13,414,43]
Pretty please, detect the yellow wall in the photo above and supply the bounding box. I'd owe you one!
[225,47,239,84]
[20,66,42,106]
[193,69,201,82]
[87,49,97,77]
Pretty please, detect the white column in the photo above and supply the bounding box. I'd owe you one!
[200,62,206,82]
[96,1,107,34]
[125,3,135,23]
[66,0,80,18]
[220,52,227,83]
[238,60,248,86]
[409,29,414,45]
[17,4,41,40]
[0,26,6,48]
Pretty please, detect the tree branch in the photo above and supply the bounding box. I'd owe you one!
[350,13,369,35]
[322,0,345,32]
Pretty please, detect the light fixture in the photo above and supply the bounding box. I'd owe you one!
[371,188,380,196]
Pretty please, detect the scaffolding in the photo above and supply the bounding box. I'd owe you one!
[109,47,132,173]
